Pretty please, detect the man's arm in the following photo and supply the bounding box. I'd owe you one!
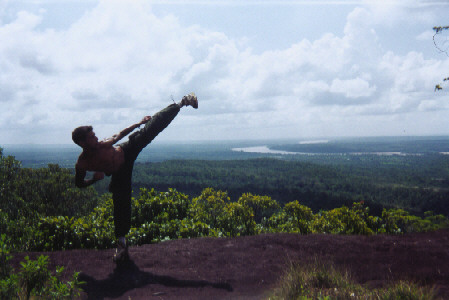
[101,116,151,147]
[75,166,104,188]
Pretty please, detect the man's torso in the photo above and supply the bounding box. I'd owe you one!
[77,145,125,175]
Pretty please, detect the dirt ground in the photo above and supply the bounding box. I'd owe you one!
[11,229,449,299]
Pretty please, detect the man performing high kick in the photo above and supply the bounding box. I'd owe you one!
[72,93,198,262]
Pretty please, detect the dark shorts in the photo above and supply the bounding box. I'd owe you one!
[109,103,180,237]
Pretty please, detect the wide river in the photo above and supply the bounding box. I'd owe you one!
[231,146,422,156]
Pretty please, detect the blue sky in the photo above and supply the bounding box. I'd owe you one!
[0,0,448,144]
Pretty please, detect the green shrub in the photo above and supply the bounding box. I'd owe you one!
[221,202,257,237]
[189,188,230,230]
[16,255,83,300]
[267,201,315,234]
[31,194,115,251]
[237,193,280,224]
[0,234,83,299]
[3,186,449,253]
[128,188,216,244]
[313,203,373,235]
[189,188,258,237]
[132,188,190,226]
[380,208,430,234]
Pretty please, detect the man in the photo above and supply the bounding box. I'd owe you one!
[72,93,198,262]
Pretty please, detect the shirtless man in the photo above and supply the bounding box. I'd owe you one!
[72,93,198,262]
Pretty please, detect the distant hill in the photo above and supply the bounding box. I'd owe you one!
[4,136,449,167]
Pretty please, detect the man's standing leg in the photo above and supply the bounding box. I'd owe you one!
[111,166,133,238]
[110,164,133,262]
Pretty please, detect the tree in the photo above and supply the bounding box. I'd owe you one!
[17,164,99,217]
[0,148,25,219]
[433,26,449,91]
[237,193,280,223]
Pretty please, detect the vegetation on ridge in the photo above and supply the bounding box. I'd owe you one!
[1,147,448,253]
[1,147,449,298]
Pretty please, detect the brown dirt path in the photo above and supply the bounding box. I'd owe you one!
[12,229,449,299]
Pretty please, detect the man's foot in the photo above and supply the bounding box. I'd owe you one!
[181,92,198,109]
[113,237,129,263]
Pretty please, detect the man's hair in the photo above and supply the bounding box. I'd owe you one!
[72,126,93,146]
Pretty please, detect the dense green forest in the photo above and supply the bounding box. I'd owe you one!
[1,147,448,255]
[125,155,449,217]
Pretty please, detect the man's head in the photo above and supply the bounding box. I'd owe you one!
[72,126,95,148]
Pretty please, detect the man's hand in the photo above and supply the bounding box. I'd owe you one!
[140,116,151,125]
[75,167,104,188]
[101,115,152,147]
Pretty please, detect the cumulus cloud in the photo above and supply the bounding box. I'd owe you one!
[0,0,448,143]
[330,78,376,99]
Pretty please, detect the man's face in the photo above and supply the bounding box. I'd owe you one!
[82,131,99,149]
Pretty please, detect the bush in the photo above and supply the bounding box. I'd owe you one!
[237,193,280,224]
[132,188,190,226]
[189,188,230,230]
[0,234,83,299]
[3,186,449,252]
[221,202,257,237]
[267,200,315,234]
[313,203,374,235]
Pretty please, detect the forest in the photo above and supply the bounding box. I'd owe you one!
[124,154,449,217]
[2,146,449,253]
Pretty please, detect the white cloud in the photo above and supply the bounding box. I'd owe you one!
[416,30,435,41]
[0,1,448,144]
[330,78,376,98]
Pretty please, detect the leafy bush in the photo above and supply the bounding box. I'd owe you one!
[32,194,115,251]
[189,188,230,230]
[0,234,83,299]
[2,178,449,253]
[221,202,257,237]
[6,192,449,252]
[268,201,314,234]
[380,208,449,234]
[128,188,216,244]
[188,188,259,237]
[132,188,190,226]
[237,193,280,224]
[313,202,374,235]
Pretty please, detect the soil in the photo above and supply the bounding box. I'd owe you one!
[11,229,449,299]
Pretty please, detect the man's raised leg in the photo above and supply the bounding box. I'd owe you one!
[120,93,198,162]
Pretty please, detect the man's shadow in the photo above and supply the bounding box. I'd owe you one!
[78,258,233,299]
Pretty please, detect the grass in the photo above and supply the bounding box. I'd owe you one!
[269,260,438,300]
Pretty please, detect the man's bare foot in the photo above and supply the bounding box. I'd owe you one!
[181,92,198,109]
[113,237,129,263]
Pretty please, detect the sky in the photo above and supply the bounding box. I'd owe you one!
[0,0,449,144]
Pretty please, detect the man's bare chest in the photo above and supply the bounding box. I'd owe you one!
[81,147,123,173]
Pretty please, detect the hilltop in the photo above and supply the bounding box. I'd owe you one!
[11,229,449,299]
